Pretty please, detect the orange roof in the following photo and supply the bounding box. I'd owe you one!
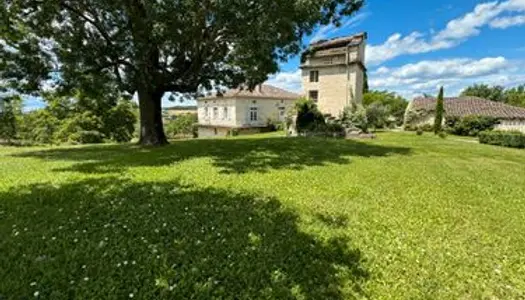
[411,96,525,120]
[200,84,300,100]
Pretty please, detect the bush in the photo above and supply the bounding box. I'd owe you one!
[416,127,424,135]
[479,131,525,148]
[54,111,105,144]
[295,98,326,134]
[446,115,499,136]
[165,113,198,139]
[438,131,447,139]
[341,104,368,133]
[105,102,137,142]
[18,110,61,144]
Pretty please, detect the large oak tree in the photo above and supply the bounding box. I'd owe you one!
[1,0,364,145]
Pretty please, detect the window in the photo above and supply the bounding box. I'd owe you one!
[223,107,228,120]
[250,107,258,122]
[309,70,319,82]
[204,107,209,118]
[279,107,286,116]
[309,90,319,103]
[213,107,218,119]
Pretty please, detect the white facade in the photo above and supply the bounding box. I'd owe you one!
[197,97,295,137]
[495,120,525,133]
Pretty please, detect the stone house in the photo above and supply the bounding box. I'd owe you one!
[301,32,367,117]
[196,85,300,137]
[405,96,525,133]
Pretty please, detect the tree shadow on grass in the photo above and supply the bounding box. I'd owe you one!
[0,178,368,299]
[12,136,411,174]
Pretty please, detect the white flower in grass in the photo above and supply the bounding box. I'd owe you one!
[82,265,86,269]
[51,237,56,241]
[34,291,39,297]
[84,277,89,281]
[124,261,128,265]
[129,293,134,298]
[74,238,78,243]
[132,260,136,265]
[30,282,37,286]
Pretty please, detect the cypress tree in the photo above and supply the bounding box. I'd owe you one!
[434,86,444,134]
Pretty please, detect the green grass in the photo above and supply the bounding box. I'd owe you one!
[1,132,524,299]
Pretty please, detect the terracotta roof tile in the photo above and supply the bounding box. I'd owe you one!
[411,96,525,120]
[200,84,300,100]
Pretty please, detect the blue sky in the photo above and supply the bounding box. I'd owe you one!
[18,0,525,110]
[267,0,525,100]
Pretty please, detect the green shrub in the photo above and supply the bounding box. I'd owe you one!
[54,112,105,144]
[18,110,61,144]
[446,116,499,136]
[165,113,198,139]
[438,131,447,139]
[434,87,444,134]
[341,104,368,133]
[295,97,326,134]
[105,102,137,142]
[479,131,525,148]
[416,127,424,136]
[68,130,105,144]
[419,124,434,132]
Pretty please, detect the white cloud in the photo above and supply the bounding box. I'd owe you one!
[490,14,525,28]
[310,12,369,42]
[369,57,521,99]
[265,70,303,94]
[366,0,525,66]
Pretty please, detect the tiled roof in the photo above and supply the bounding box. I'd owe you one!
[411,96,525,120]
[309,32,367,51]
[200,84,300,100]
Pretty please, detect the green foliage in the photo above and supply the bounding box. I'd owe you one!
[15,93,137,145]
[18,110,61,144]
[479,131,525,148]
[105,102,137,142]
[434,87,444,134]
[295,97,326,133]
[416,127,424,135]
[504,85,525,108]
[445,116,499,137]
[54,111,105,144]
[365,102,390,130]
[165,114,198,139]
[341,104,368,133]
[461,84,506,102]
[3,0,364,145]
[461,84,525,108]
[438,131,447,139]
[0,96,22,142]
[363,90,408,127]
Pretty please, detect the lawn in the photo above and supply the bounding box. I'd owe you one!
[1,132,524,299]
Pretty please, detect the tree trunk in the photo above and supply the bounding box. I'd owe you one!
[138,88,168,146]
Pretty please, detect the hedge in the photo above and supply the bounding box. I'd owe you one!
[479,131,525,149]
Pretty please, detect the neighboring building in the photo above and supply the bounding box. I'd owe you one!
[301,32,367,117]
[163,105,197,122]
[197,85,300,137]
[405,96,525,133]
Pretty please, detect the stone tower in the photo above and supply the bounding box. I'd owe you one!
[300,32,367,117]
